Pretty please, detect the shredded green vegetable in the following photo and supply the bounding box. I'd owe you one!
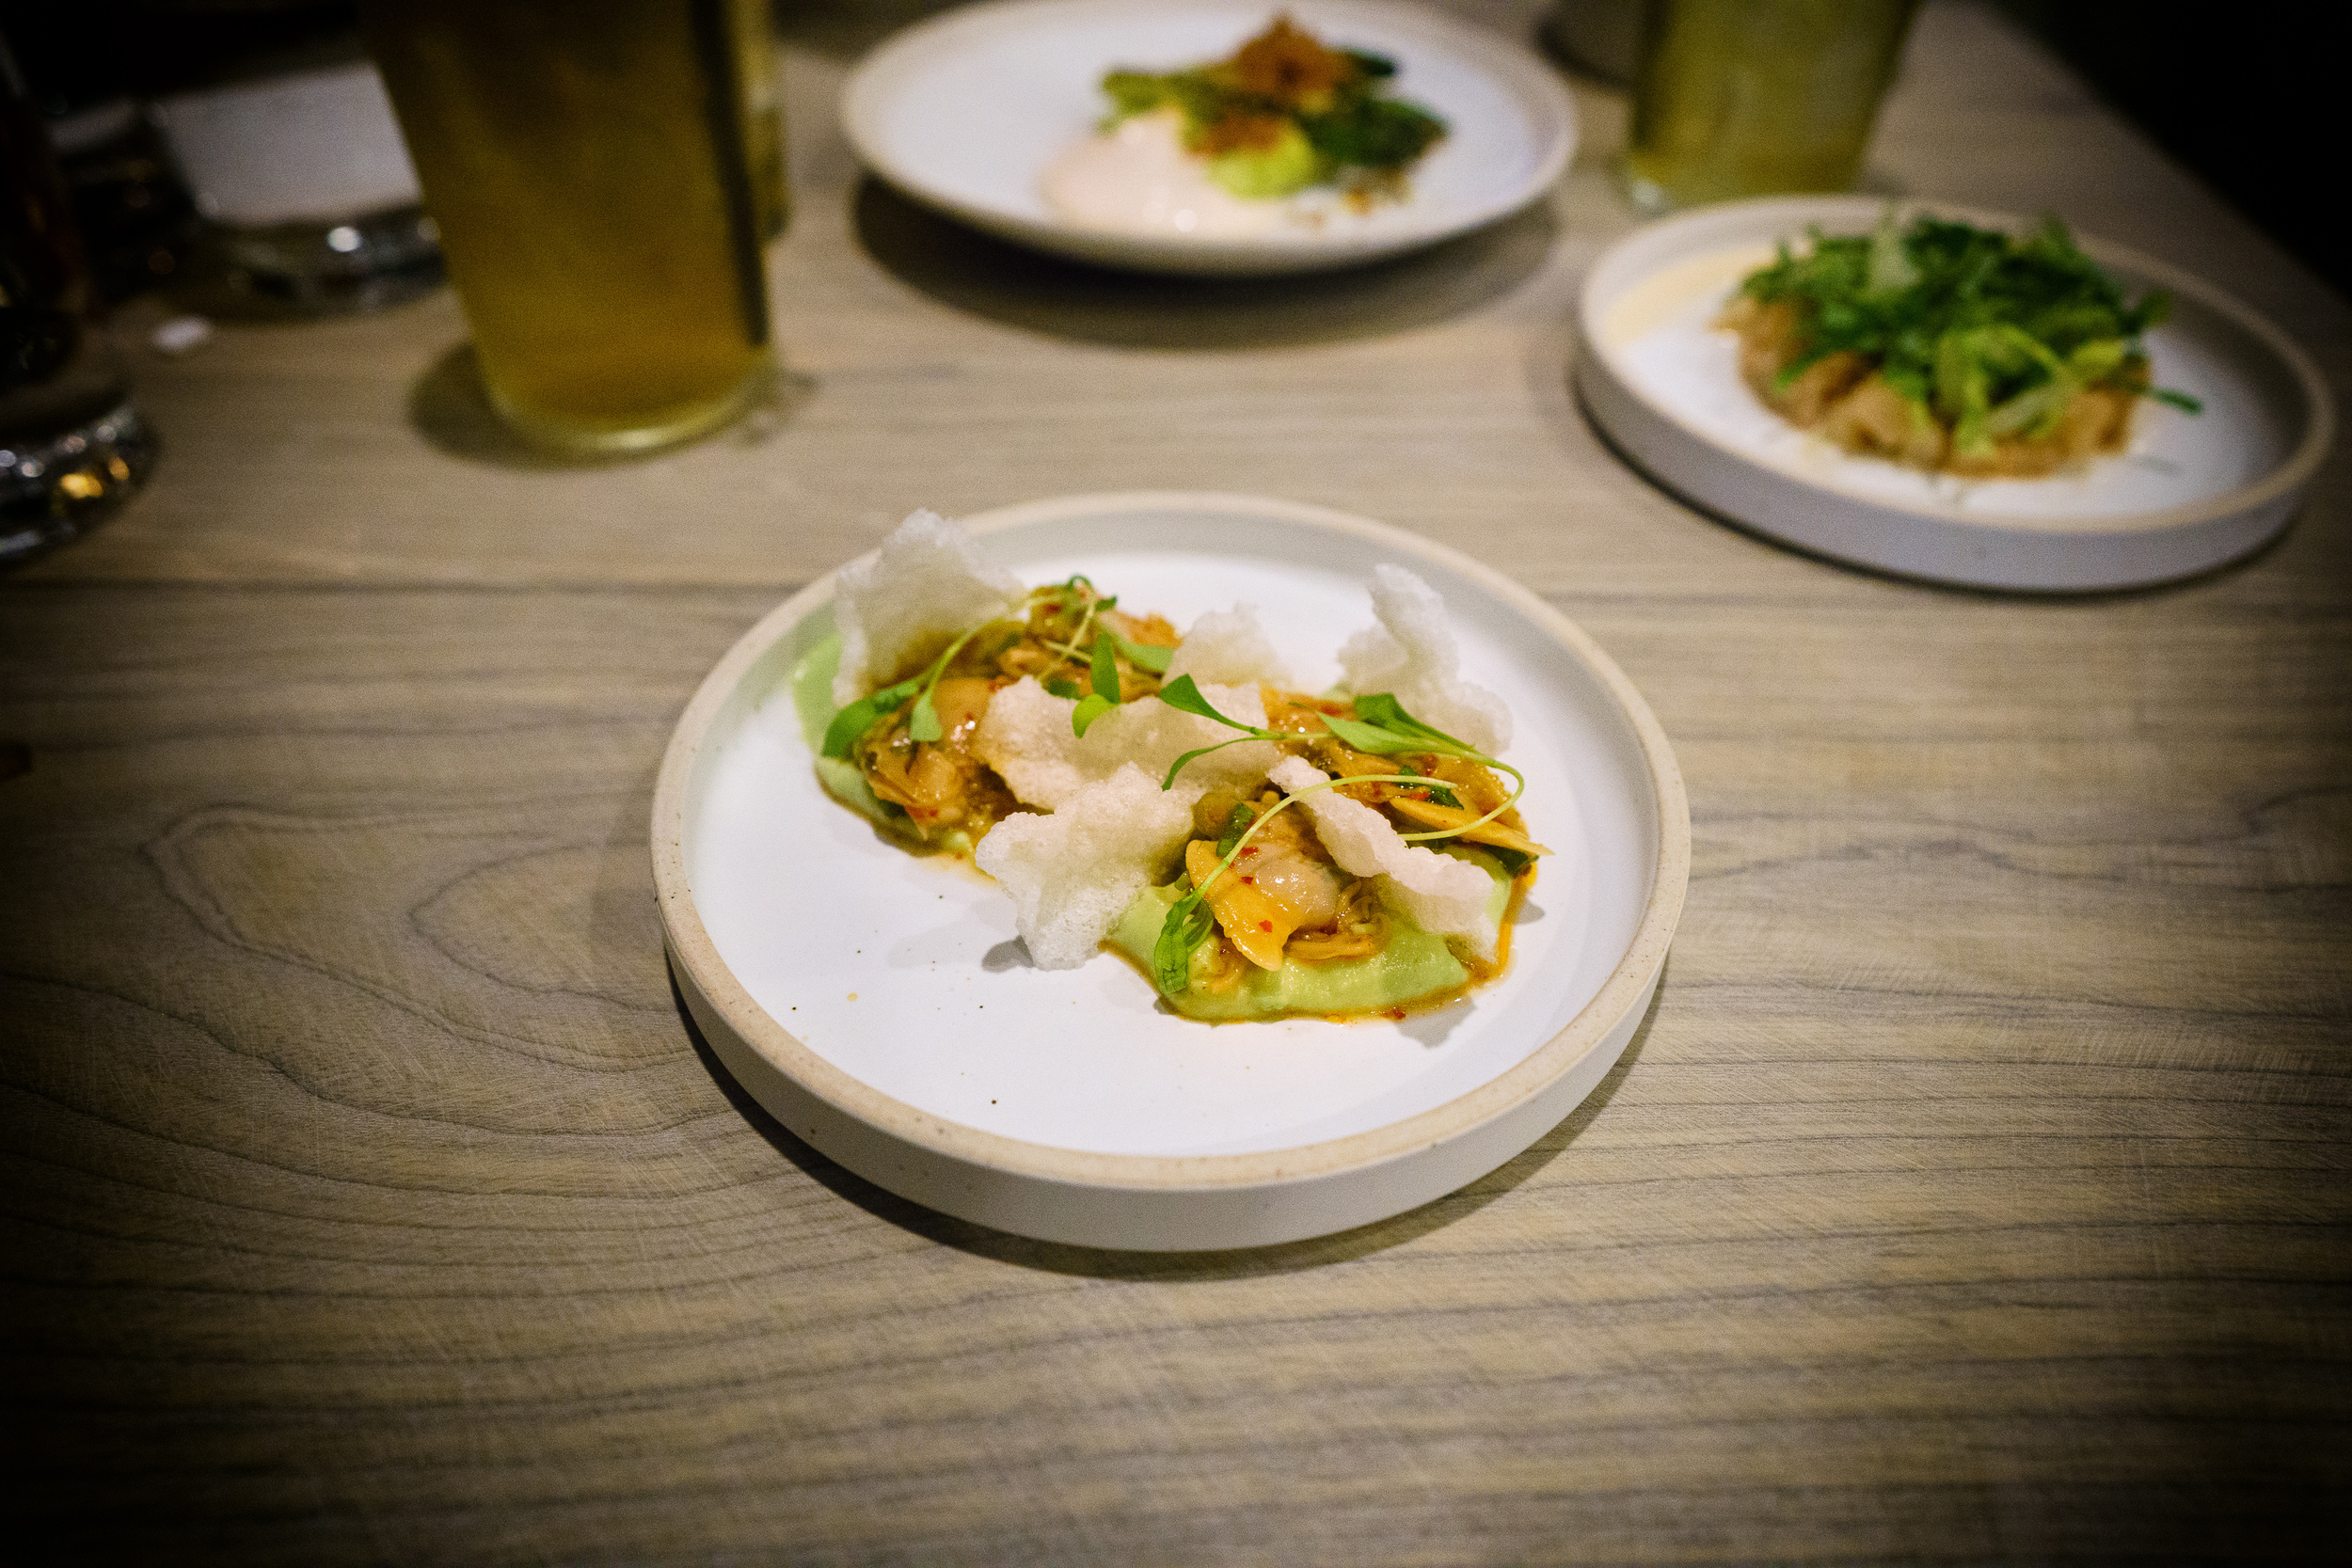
[1739,213,2199,455]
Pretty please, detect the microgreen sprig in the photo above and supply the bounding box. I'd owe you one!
[1148,766,1504,995]
[820,675,923,759]
[1070,631,1123,736]
[822,577,1083,759]
[1153,674,1287,785]
[1152,676,1524,839]
[1317,693,1527,842]
[1067,626,1173,738]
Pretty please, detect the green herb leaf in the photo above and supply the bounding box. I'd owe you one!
[819,677,921,759]
[1071,693,1115,737]
[1151,888,1217,996]
[1864,209,1919,296]
[2150,388,2204,413]
[1108,630,1173,673]
[1396,764,1462,809]
[1216,801,1258,858]
[1155,674,1259,732]
[1154,677,1278,789]
[907,692,943,744]
[1319,713,1422,755]
[1044,676,1083,700]
[1089,635,1121,703]
[1322,698,1484,764]
[1302,94,1444,172]
[1160,736,1259,791]
[1348,693,1469,749]
[1482,845,1533,879]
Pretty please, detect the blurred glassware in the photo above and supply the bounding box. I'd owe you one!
[4,0,440,313]
[1621,0,1918,214]
[45,96,202,305]
[2,38,156,569]
[358,0,775,456]
[730,0,789,242]
[151,55,443,312]
[1542,0,1649,87]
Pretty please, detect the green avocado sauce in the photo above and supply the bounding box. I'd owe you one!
[794,631,978,852]
[1107,847,1514,1022]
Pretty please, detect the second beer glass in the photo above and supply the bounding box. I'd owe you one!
[1622,0,1918,214]
[362,0,774,455]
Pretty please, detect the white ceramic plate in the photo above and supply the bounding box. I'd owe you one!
[839,0,1577,277]
[1577,197,2335,591]
[653,494,1686,1250]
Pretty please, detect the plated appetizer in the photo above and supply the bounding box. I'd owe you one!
[801,512,1545,1022]
[1721,214,2198,477]
[1041,14,1447,238]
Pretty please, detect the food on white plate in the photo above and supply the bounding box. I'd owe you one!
[797,511,1547,1022]
[1041,14,1446,239]
[1721,213,2201,477]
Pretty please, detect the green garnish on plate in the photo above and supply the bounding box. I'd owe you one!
[1727,213,2198,474]
[1102,14,1446,202]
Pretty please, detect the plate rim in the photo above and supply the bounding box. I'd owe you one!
[837,0,1579,277]
[1575,195,2336,584]
[652,491,1689,1211]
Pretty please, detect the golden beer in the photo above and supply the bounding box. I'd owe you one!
[1623,0,1919,214]
[361,0,772,453]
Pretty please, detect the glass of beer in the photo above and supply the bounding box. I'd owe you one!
[358,0,775,456]
[1621,0,1919,215]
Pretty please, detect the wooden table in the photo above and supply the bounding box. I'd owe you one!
[7,2,2346,1557]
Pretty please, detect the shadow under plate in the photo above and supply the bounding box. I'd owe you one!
[852,177,1560,352]
[673,953,1664,1277]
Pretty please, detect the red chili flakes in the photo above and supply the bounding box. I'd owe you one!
[1258,921,1274,932]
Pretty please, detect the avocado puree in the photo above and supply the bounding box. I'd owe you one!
[794,632,971,849]
[1107,845,1512,1022]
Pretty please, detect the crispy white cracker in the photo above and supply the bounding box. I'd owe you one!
[1165,605,1291,688]
[1336,564,1511,756]
[972,677,1087,809]
[1082,682,1279,801]
[1268,756,1498,960]
[974,765,1193,970]
[975,676,1279,811]
[832,510,1025,706]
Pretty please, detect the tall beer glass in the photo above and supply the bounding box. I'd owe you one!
[1622,0,1918,215]
[360,0,772,455]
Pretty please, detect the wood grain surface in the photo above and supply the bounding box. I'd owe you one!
[5,3,2348,1560]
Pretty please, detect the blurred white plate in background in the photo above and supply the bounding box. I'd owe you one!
[841,0,1577,277]
[1578,197,2334,590]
